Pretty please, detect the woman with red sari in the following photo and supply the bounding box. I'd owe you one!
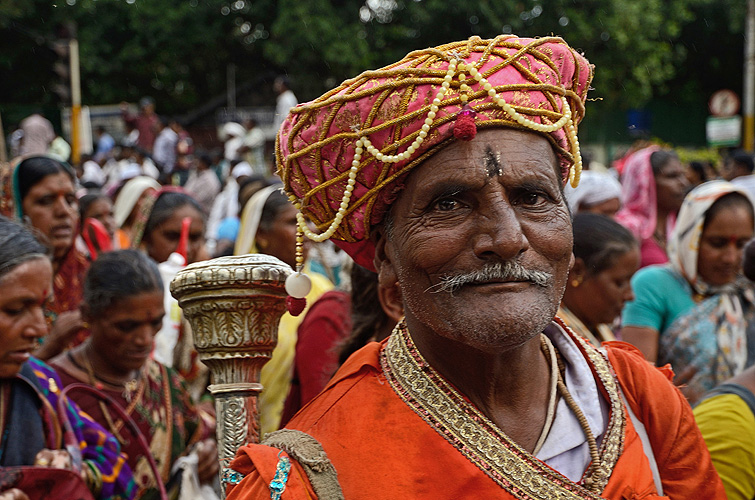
[0,156,89,360]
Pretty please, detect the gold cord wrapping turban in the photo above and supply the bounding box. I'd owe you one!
[277,34,593,271]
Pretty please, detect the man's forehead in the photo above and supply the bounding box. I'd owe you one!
[400,133,561,195]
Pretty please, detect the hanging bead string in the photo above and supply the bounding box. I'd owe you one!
[287,52,582,274]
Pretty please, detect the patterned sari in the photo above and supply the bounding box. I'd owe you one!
[52,355,214,499]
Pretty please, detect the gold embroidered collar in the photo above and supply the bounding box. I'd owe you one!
[380,319,625,499]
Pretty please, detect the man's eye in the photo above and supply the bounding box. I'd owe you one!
[519,192,544,206]
[434,198,458,211]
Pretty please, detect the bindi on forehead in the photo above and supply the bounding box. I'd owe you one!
[483,146,503,178]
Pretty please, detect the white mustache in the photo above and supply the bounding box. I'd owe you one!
[428,261,553,294]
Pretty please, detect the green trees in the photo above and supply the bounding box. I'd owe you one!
[0,0,747,120]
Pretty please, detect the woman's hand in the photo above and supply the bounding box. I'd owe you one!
[0,489,30,500]
[195,439,219,483]
[34,310,84,361]
[33,449,73,470]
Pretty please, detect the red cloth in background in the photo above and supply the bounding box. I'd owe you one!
[280,291,351,426]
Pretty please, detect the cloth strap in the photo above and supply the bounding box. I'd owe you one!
[1,363,47,466]
[262,429,344,500]
[619,390,663,496]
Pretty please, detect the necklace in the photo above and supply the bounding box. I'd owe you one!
[81,345,145,445]
[547,335,601,491]
[533,336,559,454]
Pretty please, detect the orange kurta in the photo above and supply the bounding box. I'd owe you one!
[227,328,724,500]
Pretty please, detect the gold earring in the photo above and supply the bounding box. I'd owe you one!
[571,278,582,288]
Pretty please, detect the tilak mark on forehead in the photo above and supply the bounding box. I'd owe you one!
[484,146,503,178]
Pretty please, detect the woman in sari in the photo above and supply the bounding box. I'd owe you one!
[622,180,755,403]
[0,156,89,360]
[0,216,134,500]
[111,176,160,249]
[51,249,217,499]
[558,213,640,347]
[615,146,689,268]
[131,188,210,402]
[234,185,333,435]
[131,188,206,265]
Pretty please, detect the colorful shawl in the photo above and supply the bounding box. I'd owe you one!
[19,357,136,499]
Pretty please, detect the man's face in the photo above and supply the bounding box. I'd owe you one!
[375,129,573,353]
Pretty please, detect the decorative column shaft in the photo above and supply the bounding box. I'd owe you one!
[170,254,291,497]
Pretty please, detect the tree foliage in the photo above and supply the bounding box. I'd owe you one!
[0,0,749,122]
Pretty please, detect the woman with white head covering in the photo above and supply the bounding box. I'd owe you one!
[564,170,622,218]
[622,180,755,403]
[112,176,161,249]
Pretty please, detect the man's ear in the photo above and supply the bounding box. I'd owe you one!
[372,224,398,292]
[378,281,404,324]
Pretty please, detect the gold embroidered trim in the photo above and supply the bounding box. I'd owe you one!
[380,319,625,499]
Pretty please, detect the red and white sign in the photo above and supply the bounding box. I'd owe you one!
[709,89,740,117]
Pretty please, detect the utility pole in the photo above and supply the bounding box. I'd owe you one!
[70,38,82,164]
[745,0,755,151]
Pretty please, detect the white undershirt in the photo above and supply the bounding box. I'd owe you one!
[535,323,610,481]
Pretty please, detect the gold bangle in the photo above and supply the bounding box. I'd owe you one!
[83,460,103,497]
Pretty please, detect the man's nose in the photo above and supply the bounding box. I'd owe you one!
[471,197,529,261]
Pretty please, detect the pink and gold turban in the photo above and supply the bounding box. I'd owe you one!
[278,35,593,271]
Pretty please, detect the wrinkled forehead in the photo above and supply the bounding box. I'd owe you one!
[384,128,563,218]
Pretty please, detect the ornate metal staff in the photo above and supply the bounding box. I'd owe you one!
[170,254,291,497]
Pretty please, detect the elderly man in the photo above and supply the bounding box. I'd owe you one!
[225,35,725,499]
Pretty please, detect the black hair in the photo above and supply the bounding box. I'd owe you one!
[78,192,110,224]
[703,192,755,231]
[237,175,273,215]
[728,150,755,175]
[83,249,162,316]
[259,187,292,232]
[339,264,391,365]
[688,161,708,183]
[275,76,291,89]
[144,191,204,240]
[649,150,679,176]
[572,213,638,275]
[16,156,76,202]
[197,153,212,167]
[0,216,50,279]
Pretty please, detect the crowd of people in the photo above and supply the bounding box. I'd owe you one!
[4,34,755,500]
